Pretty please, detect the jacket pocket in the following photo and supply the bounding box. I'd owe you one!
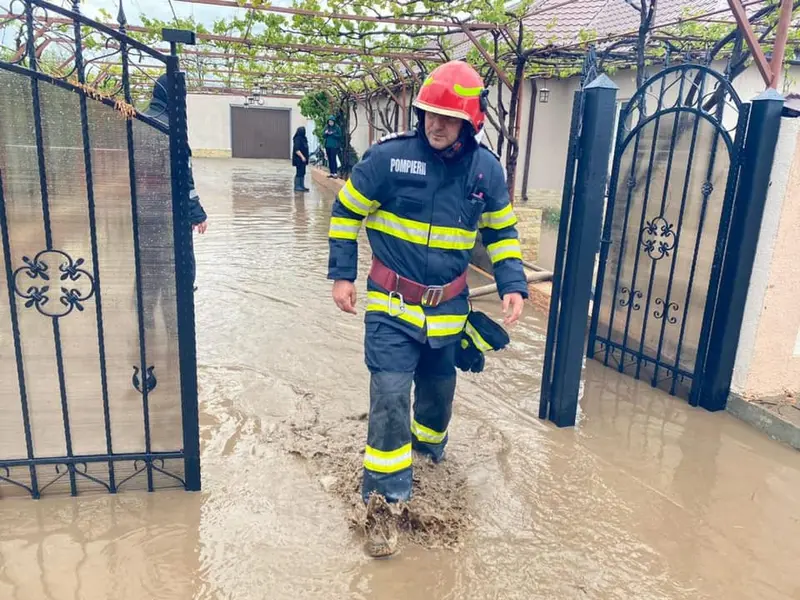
[459,195,486,230]
[394,195,428,220]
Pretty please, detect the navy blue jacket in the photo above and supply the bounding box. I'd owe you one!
[328,130,528,347]
[142,75,207,226]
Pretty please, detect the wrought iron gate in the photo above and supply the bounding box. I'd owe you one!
[587,65,750,404]
[0,1,200,498]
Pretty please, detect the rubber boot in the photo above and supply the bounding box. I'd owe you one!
[294,176,306,192]
[300,176,310,192]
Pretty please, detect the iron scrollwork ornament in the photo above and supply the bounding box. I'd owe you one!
[654,298,680,324]
[132,366,157,394]
[619,287,643,310]
[641,216,677,261]
[13,250,95,317]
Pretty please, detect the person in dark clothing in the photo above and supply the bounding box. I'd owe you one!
[142,74,208,257]
[327,60,527,558]
[139,73,208,336]
[322,115,342,178]
[292,126,310,192]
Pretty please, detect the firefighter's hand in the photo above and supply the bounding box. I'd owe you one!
[332,280,357,314]
[502,292,524,326]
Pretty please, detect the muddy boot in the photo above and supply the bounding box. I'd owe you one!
[294,176,306,192]
[364,493,398,558]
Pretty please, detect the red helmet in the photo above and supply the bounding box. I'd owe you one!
[413,61,488,133]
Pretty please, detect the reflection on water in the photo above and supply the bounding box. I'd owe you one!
[1,159,799,600]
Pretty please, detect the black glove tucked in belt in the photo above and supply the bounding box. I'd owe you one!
[456,310,510,374]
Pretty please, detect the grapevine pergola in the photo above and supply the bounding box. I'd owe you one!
[2,0,797,189]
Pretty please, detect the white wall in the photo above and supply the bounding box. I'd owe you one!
[186,93,305,155]
[351,102,371,156]
[347,63,800,201]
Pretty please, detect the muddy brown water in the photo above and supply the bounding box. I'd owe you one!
[2,159,800,600]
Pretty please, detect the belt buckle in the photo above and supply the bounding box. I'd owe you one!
[421,285,444,308]
[388,291,405,316]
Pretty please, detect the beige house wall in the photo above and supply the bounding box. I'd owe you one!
[731,118,800,399]
[351,103,371,158]
[186,93,305,157]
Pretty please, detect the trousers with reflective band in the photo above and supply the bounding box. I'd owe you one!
[362,323,457,503]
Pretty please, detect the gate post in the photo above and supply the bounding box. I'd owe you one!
[543,75,618,427]
[165,38,202,491]
[696,89,784,411]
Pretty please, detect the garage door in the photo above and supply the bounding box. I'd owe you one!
[231,106,291,159]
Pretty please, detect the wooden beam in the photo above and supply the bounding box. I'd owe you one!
[175,0,499,30]
[459,24,514,91]
[186,87,303,99]
[94,61,341,81]
[170,49,382,72]
[728,0,772,85]
[769,0,794,88]
[194,31,442,61]
[0,13,443,61]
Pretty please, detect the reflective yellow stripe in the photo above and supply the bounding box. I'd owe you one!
[428,225,476,250]
[364,443,413,474]
[479,204,518,230]
[453,83,483,98]
[328,217,361,240]
[366,291,426,328]
[411,420,447,444]
[338,180,378,217]
[426,314,468,338]
[465,321,493,353]
[487,239,523,263]
[365,210,430,245]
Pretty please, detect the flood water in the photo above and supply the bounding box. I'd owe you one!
[1,159,799,600]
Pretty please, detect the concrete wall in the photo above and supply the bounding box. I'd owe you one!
[731,117,800,400]
[351,103,371,158]
[186,93,305,157]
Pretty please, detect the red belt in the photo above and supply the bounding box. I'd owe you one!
[368,256,468,308]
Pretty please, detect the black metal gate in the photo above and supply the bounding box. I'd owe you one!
[0,1,200,498]
[587,65,750,405]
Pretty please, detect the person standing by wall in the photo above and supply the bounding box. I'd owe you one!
[323,115,342,178]
[292,126,310,192]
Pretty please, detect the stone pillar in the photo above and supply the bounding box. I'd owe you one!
[513,203,542,264]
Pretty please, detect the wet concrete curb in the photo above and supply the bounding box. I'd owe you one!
[727,393,800,451]
[311,167,555,307]
[311,167,345,193]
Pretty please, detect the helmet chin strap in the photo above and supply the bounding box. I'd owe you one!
[438,122,476,160]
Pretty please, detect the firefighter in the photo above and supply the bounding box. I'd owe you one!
[140,74,207,338]
[327,61,528,557]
